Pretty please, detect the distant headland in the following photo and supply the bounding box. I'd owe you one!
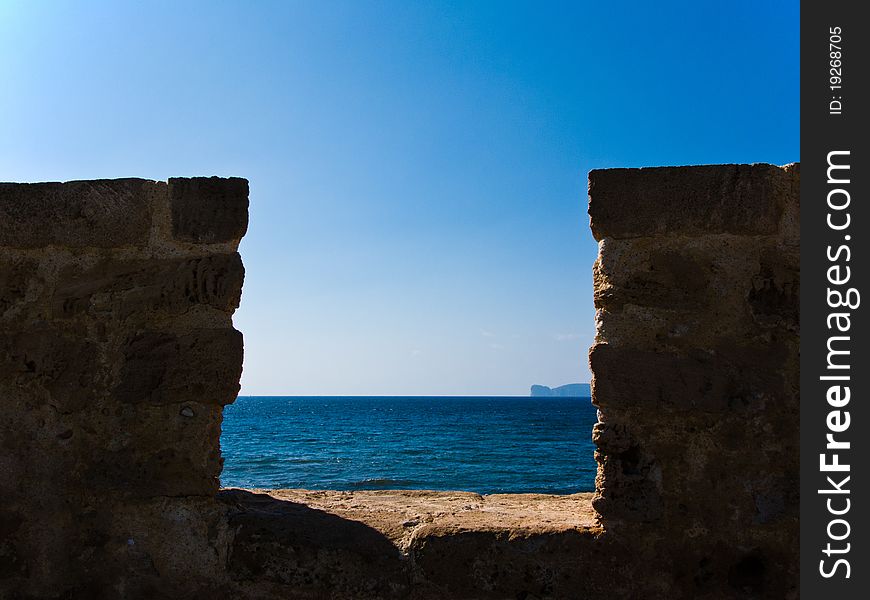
[530,383,590,397]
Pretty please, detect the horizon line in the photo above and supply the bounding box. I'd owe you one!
[235,393,593,398]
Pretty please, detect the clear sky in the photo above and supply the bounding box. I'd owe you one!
[0,1,798,395]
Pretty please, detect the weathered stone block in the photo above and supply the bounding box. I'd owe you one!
[0,179,154,248]
[592,465,663,523]
[82,402,225,497]
[591,421,632,454]
[169,177,249,244]
[0,507,25,580]
[590,343,790,414]
[748,245,800,331]
[114,328,243,406]
[52,253,244,320]
[588,163,795,240]
[1,174,249,599]
[588,163,800,596]
[593,236,771,311]
[2,496,230,599]
[409,528,627,599]
[222,489,409,599]
[0,256,37,320]
[0,326,101,413]
[592,235,799,355]
[99,497,230,596]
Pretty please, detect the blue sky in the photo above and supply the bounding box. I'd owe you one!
[0,1,798,395]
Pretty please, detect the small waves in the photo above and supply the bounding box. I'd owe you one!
[347,478,420,489]
[220,396,597,494]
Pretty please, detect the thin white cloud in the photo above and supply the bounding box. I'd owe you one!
[553,332,582,341]
[480,329,495,337]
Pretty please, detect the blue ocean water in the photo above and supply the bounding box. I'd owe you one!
[220,396,598,495]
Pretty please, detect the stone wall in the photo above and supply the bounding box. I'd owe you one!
[0,165,799,599]
[588,163,800,598]
[0,178,247,597]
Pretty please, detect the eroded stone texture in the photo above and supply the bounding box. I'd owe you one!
[51,252,244,321]
[0,177,247,599]
[588,163,798,240]
[0,179,156,249]
[114,328,243,406]
[218,489,627,600]
[588,162,800,599]
[169,177,249,244]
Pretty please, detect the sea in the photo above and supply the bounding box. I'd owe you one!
[220,396,598,495]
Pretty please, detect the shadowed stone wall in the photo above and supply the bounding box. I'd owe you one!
[0,178,247,597]
[0,166,799,599]
[588,163,800,598]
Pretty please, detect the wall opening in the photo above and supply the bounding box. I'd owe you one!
[0,164,799,599]
[219,394,598,494]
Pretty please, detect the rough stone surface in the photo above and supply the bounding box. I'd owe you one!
[588,163,798,240]
[169,177,249,244]
[51,252,244,321]
[219,489,619,600]
[114,328,243,406]
[589,162,800,599]
[0,177,246,599]
[0,179,156,249]
[1,166,799,599]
